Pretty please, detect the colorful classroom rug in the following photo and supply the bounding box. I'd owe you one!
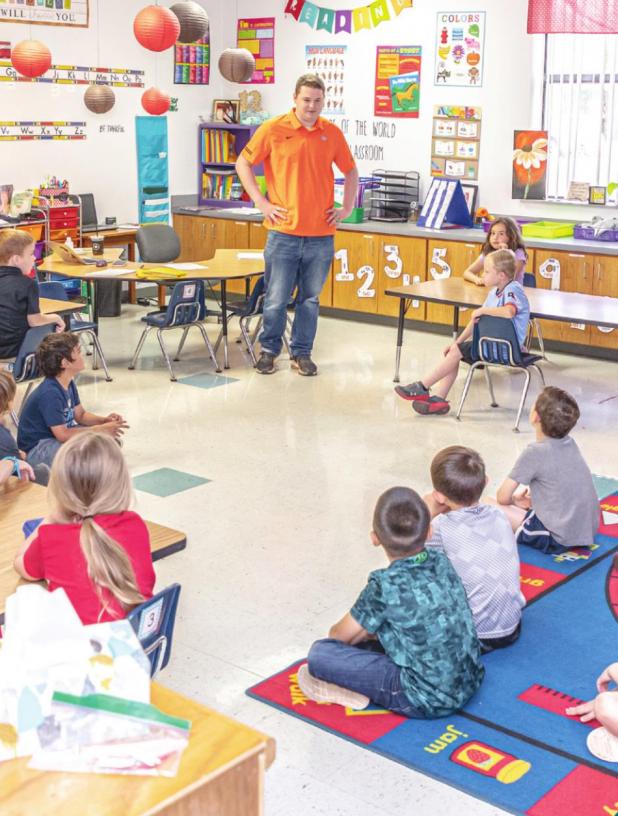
[247,477,618,815]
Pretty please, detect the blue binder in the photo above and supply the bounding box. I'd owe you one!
[417,179,473,229]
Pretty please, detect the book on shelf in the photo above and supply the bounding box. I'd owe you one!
[202,169,242,201]
[201,129,237,163]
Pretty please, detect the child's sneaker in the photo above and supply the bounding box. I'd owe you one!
[296,663,370,710]
[394,381,430,402]
[413,395,450,415]
[587,727,618,762]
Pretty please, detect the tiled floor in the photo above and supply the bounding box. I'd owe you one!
[72,304,616,815]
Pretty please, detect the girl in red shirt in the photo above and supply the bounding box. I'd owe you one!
[14,431,155,624]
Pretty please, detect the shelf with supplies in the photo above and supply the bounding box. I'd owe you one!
[198,122,262,208]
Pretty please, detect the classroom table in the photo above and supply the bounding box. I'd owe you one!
[0,478,187,624]
[38,249,266,369]
[80,227,146,304]
[40,297,83,318]
[386,277,618,381]
[0,682,275,816]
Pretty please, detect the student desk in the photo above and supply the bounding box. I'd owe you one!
[0,682,276,816]
[386,278,618,381]
[0,479,187,624]
[40,297,83,318]
[38,249,266,369]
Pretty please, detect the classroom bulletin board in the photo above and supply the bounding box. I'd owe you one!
[430,105,481,180]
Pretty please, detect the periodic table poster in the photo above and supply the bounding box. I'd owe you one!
[0,0,89,28]
[237,17,275,84]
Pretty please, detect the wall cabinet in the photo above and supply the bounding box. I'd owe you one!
[377,236,427,319]
[425,240,478,325]
[332,232,379,314]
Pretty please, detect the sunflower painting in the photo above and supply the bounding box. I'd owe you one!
[512,130,548,200]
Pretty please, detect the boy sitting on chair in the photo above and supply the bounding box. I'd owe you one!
[496,386,599,553]
[18,332,128,469]
[0,229,64,361]
[394,249,530,416]
[297,486,484,716]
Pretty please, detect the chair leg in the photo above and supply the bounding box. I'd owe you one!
[282,332,291,355]
[532,364,546,386]
[250,316,263,346]
[88,331,112,382]
[10,409,18,428]
[514,369,532,433]
[213,327,223,355]
[173,327,190,361]
[455,365,477,421]
[239,318,258,366]
[196,323,222,373]
[534,319,547,359]
[128,327,151,370]
[156,329,177,382]
[484,366,498,407]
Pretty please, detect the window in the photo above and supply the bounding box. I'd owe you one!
[543,34,618,199]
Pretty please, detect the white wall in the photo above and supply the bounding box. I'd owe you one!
[2,0,615,223]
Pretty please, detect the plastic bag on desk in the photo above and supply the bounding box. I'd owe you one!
[29,692,190,776]
[0,585,150,762]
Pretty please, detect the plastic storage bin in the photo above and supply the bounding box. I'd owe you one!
[521,221,576,239]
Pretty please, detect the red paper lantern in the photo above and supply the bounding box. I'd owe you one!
[141,86,171,115]
[133,5,180,52]
[11,39,52,78]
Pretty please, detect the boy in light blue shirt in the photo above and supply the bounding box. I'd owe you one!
[395,249,530,415]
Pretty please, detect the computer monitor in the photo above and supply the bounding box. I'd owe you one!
[78,193,98,227]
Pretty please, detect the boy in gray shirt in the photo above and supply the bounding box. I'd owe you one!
[497,386,599,553]
[425,446,524,652]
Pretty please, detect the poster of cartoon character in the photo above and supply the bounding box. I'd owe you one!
[434,12,485,87]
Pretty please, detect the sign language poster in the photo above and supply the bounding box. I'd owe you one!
[374,46,422,118]
[434,11,485,87]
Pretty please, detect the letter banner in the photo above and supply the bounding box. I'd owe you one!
[284,0,411,32]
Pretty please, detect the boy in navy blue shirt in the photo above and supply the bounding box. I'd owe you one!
[395,249,530,416]
[18,332,128,468]
[297,486,484,716]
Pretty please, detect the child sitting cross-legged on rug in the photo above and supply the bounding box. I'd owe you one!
[425,446,525,653]
[496,386,599,553]
[566,662,618,762]
[297,486,485,716]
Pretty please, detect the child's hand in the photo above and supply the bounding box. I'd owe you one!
[565,699,596,722]
[54,317,66,332]
[105,412,124,423]
[99,419,129,439]
[471,307,485,322]
[17,460,35,481]
[597,663,618,692]
[443,341,459,356]
[513,487,532,510]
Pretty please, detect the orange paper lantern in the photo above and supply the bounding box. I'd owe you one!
[11,39,52,78]
[142,86,171,115]
[218,48,255,83]
[133,5,180,52]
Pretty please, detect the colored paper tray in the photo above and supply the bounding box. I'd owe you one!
[521,221,575,239]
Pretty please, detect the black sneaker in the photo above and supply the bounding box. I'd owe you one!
[291,355,318,376]
[394,381,430,402]
[256,352,276,374]
[412,395,450,415]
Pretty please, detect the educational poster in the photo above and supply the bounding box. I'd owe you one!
[374,45,421,118]
[0,121,86,141]
[305,45,346,115]
[431,105,481,180]
[237,17,275,84]
[434,11,485,87]
[0,0,89,28]
[174,33,210,85]
[512,130,548,199]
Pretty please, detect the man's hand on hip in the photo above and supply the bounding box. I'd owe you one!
[260,201,288,224]
[326,206,350,226]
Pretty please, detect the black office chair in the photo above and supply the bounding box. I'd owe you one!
[523,272,546,359]
[456,315,545,432]
[136,224,181,263]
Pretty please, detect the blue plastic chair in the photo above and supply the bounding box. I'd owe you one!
[128,280,220,381]
[9,323,55,421]
[523,272,546,359]
[127,583,181,678]
[456,315,545,432]
[38,281,112,381]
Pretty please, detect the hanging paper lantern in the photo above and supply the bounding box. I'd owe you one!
[218,48,255,83]
[11,39,52,78]
[170,1,209,43]
[84,84,115,114]
[133,5,180,52]
[141,86,171,115]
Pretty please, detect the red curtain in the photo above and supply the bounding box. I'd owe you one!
[528,0,618,33]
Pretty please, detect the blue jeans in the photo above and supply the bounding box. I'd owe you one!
[26,437,62,470]
[308,638,425,718]
[260,232,334,357]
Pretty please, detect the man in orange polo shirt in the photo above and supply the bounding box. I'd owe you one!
[236,74,358,376]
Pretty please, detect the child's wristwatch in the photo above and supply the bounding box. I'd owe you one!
[2,456,21,476]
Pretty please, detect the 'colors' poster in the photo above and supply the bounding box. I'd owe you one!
[434,11,485,87]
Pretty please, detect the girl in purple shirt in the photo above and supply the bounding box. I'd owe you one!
[464,217,528,286]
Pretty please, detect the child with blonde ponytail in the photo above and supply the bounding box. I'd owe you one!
[14,431,155,624]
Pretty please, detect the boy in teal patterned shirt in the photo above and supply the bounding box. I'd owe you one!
[298,486,484,716]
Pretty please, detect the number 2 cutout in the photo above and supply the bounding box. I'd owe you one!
[357,266,375,298]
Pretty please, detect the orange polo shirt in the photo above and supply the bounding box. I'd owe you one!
[241,109,356,237]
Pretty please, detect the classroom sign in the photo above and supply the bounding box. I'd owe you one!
[237,17,275,84]
[0,121,86,141]
[434,11,485,87]
[305,45,346,114]
[284,0,412,34]
[0,0,89,28]
[374,46,421,118]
